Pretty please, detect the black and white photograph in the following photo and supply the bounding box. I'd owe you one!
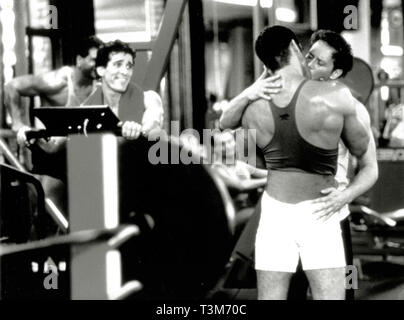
[0,0,404,310]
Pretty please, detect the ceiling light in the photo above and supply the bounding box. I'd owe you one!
[213,0,273,7]
[381,45,403,56]
[260,0,273,8]
[276,7,297,22]
[213,0,257,6]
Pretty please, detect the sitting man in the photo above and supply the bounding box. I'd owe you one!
[83,40,164,139]
[211,130,267,193]
[211,130,267,236]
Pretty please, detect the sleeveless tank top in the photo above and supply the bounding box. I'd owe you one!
[262,79,338,176]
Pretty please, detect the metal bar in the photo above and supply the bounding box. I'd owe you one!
[253,1,265,79]
[25,26,60,38]
[67,134,120,299]
[268,0,277,27]
[142,0,189,91]
[0,129,16,138]
[14,0,28,77]
[0,137,68,231]
[0,137,25,172]
[310,0,318,31]
[0,225,139,256]
[179,2,193,129]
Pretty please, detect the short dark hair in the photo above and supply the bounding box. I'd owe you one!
[75,35,103,58]
[95,40,136,68]
[255,25,298,72]
[311,30,353,77]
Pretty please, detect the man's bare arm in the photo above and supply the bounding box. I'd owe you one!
[312,99,378,220]
[219,72,281,129]
[241,100,273,150]
[340,88,370,158]
[142,90,164,137]
[341,101,378,203]
[4,68,68,131]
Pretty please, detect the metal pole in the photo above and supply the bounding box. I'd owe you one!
[253,1,265,79]
[0,137,69,232]
[268,0,277,27]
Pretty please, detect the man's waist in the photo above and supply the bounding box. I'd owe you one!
[266,170,337,203]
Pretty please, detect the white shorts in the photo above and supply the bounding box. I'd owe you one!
[255,192,346,273]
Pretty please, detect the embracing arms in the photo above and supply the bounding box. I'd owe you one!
[219,71,281,129]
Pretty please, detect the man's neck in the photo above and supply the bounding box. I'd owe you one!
[271,66,306,107]
[101,82,122,110]
[275,65,306,82]
[72,67,94,87]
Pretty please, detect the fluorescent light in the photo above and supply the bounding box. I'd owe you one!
[381,57,401,79]
[260,0,273,8]
[381,12,390,45]
[214,0,257,6]
[214,0,273,7]
[97,32,151,43]
[381,86,389,101]
[276,7,297,22]
[381,45,403,56]
[381,28,390,45]
[212,0,295,22]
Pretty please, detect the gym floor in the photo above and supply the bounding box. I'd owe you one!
[354,257,404,300]
[216,256,404,300]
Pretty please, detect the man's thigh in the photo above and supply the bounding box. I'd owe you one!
[256,270,293,300]
[305,268,346,300]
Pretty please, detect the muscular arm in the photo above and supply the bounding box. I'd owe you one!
[241,100,273,149]
[4,68,68,131]
[119,90,164,141]
[219,72,281,129]
[312,99,378,220]
[142,90,164,136]
[340,88,370,158]
[341,101,378,203]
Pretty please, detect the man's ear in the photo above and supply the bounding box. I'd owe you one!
[96,66,105,77]
[330,69,343,80]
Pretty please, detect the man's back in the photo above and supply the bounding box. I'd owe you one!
[246,78,348,147]
[242,76,367,203]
